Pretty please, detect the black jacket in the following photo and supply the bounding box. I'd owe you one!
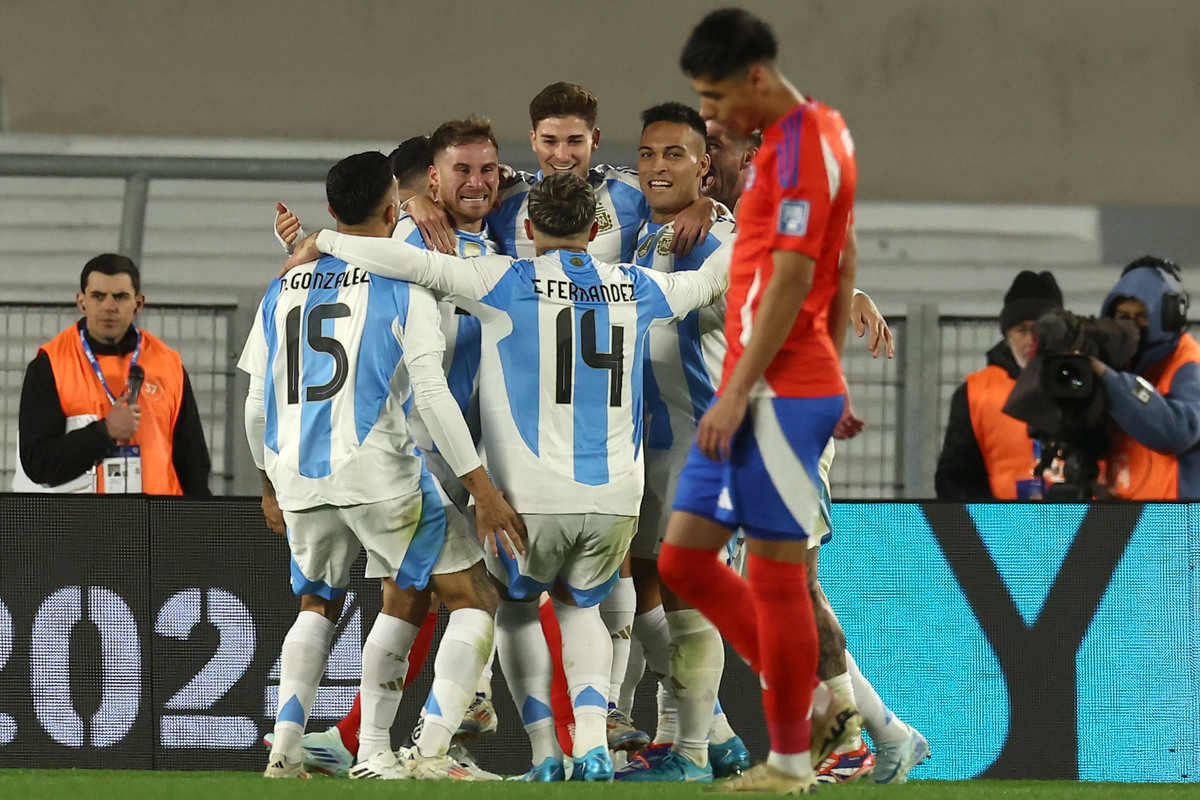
[935,341,1022,500]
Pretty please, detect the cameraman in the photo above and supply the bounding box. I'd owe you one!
[1094,257,1200,499]
[936,270,1063,499]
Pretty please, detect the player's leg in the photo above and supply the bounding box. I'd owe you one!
[486,514,568,780]
[555,512,638,780]
[265,505,355,778]
[599,555,646,750]
[844,650,929,784]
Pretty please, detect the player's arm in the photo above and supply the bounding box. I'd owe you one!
[644,237,732,321]
[403,194,457,255]
[697,249,814,460]
[296,230,511,302]
[404,287,526,556]
[829,230,865,439]
[670,196,725,257]
[842,226,894,359]
[238,304,282,533]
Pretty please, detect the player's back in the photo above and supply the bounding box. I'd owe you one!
[470,249,701,516]
[723,98,857,399]
[253,254,430,510]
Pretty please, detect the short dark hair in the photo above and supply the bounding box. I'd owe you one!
[429,116,499,158]
[529,82,598,129]
[527,171,596,238]
[326,151,394,226]
[680,8,778,81]
[388,136,432,192]
[81,254,140,294]
[641,102,707,142]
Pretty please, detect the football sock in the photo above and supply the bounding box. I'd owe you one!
[600,576,636,706]
[660,542,759,671]
[666,608,723,768]
[497,598,562,764]
[710,700,737,745]
[655,682,678,744]
[632,604,673,688]
[476,643,497,698]
[846,649,909,744]
[824,670,856,708]
[358,612,419,761]
[417,608,493,757]
[748,553,816,766]
[403,610,439,688]
[552,597,611,757]
[271,610,334,761]
[333,693,361,756]
[618,641,646,715]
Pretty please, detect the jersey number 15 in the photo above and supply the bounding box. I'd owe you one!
[285,303,351,404]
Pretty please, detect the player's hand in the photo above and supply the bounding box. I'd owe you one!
[697,392,748,460]
[282,232,321,274]
[833,392,865,440]
[670,197,717,257]
[850,291,895,359]
[408,195,457,255]
[275,202,302,250]
[104,393,140,441]
[474,489,527,559]
[260,493,286,535]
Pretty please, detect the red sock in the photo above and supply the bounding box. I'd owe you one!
[334,692,361,756]
[659,542,760,671]
[539,599,575,754]
[747,553,817,755]
[404,610,440,688]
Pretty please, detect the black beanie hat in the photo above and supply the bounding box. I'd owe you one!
[999,270,1063,334]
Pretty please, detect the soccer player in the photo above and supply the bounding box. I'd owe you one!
[265,121,507,778]
[243,151,522,780]
[697,55,924,789]
[287,169,728,782]
[657,9,861,794]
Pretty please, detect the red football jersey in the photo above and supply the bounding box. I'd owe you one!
[720,98,857,398]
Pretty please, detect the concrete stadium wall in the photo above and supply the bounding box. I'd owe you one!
[2,0,1198,205]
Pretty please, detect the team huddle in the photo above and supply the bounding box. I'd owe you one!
[239,8,926,793]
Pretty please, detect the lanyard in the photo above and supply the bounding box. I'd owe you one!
[79,324,142,405]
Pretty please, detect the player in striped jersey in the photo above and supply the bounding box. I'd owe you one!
[287,170,727,782]
[243,152,523,781]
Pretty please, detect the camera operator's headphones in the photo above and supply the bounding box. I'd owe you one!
[1120,255,1189,333]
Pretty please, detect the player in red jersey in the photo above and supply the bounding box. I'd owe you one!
[658,8,863,795]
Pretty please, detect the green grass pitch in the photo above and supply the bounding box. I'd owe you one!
[2,771,1198,800]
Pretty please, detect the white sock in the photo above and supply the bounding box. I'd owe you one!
[619,642,646,715]
[271,610,334,761]
[846,650,909,744]
[825,671,855,708]
[600,576,635,706]
[552,598,611,757]
[358,613,419,760]
[496,598,561,764]
[632,604,673,684]
[655,682,678,744]
[666,609,724,767]
[476,643,497,698]
[417,608,493,757]
[709,700,736,745]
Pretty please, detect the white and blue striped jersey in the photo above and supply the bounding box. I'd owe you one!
[239,254,468,512]
[314,230,728,516]
[487,166,650,262]
[391,216,495,458]
[635,217,736,454]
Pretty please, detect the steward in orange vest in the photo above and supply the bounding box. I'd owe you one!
[15,254,211,495]
[936,270,1063,500]
[1097,257,1200,499]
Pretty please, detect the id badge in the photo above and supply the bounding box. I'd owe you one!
[101,445,143,494]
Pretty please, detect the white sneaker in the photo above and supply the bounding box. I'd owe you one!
[873,726,930,784]
[449,742,503,780]
[455,693,498,740]
[405,748,478,781]
[263,726,354,777]
[263,755,309,779]
[349,750,410,780]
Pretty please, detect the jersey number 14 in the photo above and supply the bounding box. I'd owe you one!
[555,308,625,408]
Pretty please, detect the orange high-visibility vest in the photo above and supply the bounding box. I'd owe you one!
[966,365,1040,499]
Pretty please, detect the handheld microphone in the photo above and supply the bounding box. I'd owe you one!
[126,365,145,404]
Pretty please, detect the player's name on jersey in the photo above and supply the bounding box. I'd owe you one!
[278,266,371,293]
[532,277,636,303]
